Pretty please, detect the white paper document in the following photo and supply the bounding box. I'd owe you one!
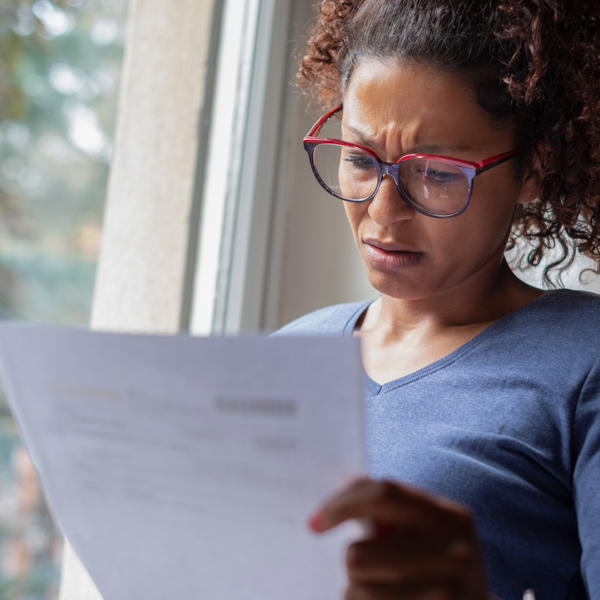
[0,324,366,600]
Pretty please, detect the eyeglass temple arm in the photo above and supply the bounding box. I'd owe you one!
[475,148,523,175]
[306,104,343,138]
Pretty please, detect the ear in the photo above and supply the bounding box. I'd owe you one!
[516,151,542,205]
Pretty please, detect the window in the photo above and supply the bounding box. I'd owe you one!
[190,0,295,334]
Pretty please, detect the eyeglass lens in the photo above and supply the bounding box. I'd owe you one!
[312,143,470,216]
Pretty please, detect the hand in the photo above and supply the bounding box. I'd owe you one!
[308,478,490,600]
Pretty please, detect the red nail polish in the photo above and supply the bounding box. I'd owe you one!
[308,512,323,532]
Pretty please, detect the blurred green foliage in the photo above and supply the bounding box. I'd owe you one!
[0,0,127,324]
[0,0,127,597]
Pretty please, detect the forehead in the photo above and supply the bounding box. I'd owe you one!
[341,58,513,152]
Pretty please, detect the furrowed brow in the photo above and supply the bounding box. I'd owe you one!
[409,143,471,154]
[343,124,470,156]
[347,124,378,144]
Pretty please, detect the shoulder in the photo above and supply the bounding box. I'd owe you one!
[507,288,600,364]
[544,287,600,309]
[273,300,373,336]
[528,288,600,332]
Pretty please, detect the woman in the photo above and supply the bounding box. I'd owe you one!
[278,1,600,598]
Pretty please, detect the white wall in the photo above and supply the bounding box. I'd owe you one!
[271,1,373,329]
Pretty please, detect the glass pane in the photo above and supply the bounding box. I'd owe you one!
[0,1,128,596]
[191,0,261,334]
[399,158,468,215]
[313,143,378,200]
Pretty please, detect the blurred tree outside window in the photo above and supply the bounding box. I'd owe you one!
[0,0,128,597]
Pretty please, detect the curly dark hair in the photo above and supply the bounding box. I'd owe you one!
[298,0,600,284]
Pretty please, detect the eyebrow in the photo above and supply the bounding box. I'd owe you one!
[343,123,471,155]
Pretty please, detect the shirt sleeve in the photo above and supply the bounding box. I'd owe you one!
[573,356,600,598]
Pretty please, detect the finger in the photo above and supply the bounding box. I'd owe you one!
[345,535,479,585]
[344,581,460,600]
[310,478,472,534]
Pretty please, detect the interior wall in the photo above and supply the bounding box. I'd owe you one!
[273,1,373,329]
[90,0,217,334]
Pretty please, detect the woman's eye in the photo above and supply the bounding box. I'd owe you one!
[420,168,460,184]
[343,154,374,170]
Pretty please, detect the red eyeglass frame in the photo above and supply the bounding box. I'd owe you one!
[303,104,523,218]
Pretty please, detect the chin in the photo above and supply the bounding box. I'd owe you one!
[366,270,432,301]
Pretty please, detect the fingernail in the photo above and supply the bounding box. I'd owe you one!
[308,511,323,532]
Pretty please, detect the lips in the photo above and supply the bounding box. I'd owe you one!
[363,239,418,253]
[362,239,423,269]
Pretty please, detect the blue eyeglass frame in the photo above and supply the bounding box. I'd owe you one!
[303,104,523,218]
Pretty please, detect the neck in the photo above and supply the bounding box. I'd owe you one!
[362,259,542,340]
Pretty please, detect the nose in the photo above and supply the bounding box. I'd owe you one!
[367,174,416,226]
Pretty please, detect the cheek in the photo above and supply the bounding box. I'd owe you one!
[471,165,523,217]
[343,202,366,240]
[469,180,520,235]
[434,180,520,258]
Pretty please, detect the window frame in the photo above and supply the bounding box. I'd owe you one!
[189,0,295,335]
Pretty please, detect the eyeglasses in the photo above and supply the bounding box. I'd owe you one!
[303,105,522,218]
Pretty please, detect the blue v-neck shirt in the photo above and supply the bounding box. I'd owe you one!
[277,289,600,599]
